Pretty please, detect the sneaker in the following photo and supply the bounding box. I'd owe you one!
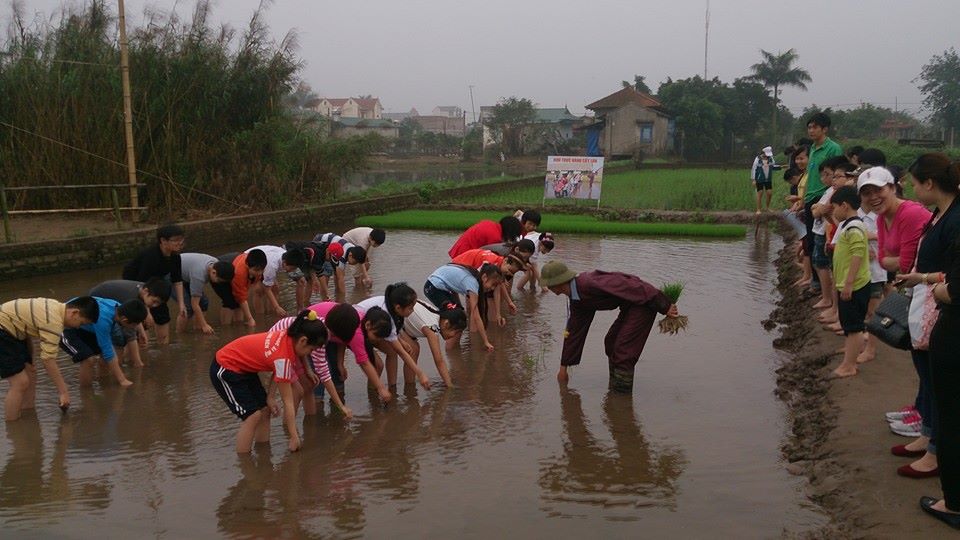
[886,406,918,422]
[890,418,923,437]
[890,411,923,426]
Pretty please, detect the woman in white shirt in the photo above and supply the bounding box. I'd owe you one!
[399,301,467,388]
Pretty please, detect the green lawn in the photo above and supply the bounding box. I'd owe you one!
[458,168,790,212]
[356,210,746,238]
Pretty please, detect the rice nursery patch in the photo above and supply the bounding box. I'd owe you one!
[458,168,787,212]
[356,210,746,238]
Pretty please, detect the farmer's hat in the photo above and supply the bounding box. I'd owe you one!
[540,261,577,288]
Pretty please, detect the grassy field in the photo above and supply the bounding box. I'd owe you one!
[356,210,746,238]
[458,168,791,212]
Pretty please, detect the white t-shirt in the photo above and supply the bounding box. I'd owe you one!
[343,227,375,265]
[246,245,286,287]
[812,187,834,236]
[858,209,887,284]
[402,302,441,339]
[355,295,398,341]
[523,231,542,261]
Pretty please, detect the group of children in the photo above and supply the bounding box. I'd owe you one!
[0,213,564,456]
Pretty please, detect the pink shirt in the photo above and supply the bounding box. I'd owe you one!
[308,302,369,364]
[269,316,332,383]
[877,200,932,273]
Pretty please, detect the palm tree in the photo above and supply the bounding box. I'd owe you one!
[747,48,811,144]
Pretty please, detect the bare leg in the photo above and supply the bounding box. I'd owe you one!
[21,363,37,410]
[125,341,144,368]
[831,332,861,378]
[236,409,266,453]
[812,268,833,308]
[764,189,773,211]
[4,370,30,421]
[78,359,95,387]
[155,323,170,345]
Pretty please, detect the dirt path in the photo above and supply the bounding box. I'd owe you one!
[769,229,948,538]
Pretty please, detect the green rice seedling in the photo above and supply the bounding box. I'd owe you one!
[658,281,689,335]
[356,210,745,238]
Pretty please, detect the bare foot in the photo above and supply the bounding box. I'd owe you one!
[931,500,960,513]
[818,313,838,324]
[119,379,134,387]
[826,323,842,332]
[812,300,833,309]
[830,366,858,378]
[856,351,876,364]
[793,279,811,289]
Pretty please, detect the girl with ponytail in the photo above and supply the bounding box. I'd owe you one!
[210,309,326,454]
[306,301,394,404]
[400,301,468,387]
[356,283,432,390]
[424,262,504,351]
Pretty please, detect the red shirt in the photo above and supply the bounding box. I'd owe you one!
[448,220,502,259]
[451,249,503,269]
[215,331,298,382]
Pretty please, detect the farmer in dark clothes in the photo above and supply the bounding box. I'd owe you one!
[541,261,679,392]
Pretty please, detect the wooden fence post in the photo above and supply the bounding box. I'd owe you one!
[112,188,122,229]
[0,185,10,243]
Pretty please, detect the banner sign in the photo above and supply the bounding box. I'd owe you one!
[543,156,604,200]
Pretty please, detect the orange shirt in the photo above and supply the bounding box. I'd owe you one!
[451,249,503,269]
[230,253,255,303]
[215,331,297,381]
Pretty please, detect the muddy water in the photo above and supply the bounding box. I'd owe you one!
[0,227,826,538]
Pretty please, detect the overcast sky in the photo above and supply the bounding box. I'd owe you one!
[19,0,960,119]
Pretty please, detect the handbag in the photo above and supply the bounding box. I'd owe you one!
[866,290,912,350]
[908,282,939,350]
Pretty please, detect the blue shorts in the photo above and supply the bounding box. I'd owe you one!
[812,234,832,269]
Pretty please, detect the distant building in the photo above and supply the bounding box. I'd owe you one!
[880,118,916,140]
[583,87,672,157]
[413,113,466,137]
[331,117,399,139]
[432,106,463,118]
[383,108,419,122]
[313,97,383,119]
[479,106,580,150]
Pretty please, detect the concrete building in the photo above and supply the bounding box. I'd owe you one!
[584,87,672,157]
[413,114,466,137]
[432,106,463,118]
[314,97,383,119]
[383,108,419,122]
[331,117,399,139]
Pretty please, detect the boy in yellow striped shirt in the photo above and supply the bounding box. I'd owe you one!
[0,296,99,421]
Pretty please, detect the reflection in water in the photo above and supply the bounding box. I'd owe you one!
[0,413,112,525]
[539,389,686,517]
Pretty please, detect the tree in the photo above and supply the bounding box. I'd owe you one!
[621,75,652,95]
[485,97,536,156]
[746,48,812,145]
[657,77,726,160]
[283,81,319,109]
[917,48,960,137]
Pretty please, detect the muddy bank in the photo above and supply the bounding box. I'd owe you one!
[767,227,946,538]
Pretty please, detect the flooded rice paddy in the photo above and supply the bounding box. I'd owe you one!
[0,228,826,538]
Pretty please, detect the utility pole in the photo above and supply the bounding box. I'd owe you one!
[703,0,710,79]
[468,85,477,124]
[117,0,139,222]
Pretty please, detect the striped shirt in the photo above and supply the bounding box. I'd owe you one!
[0,298,65,363]
[269,317,332,383]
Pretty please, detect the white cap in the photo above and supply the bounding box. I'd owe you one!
[857,166,894,191]
[762,146,773,157]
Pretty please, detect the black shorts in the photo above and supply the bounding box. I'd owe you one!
[60,327,126,363]
[838,285,872,335]
[755,181,772,192]
[209,359,266,420]
[151,302,172,326]
[210,281,240,310]
[0,329,31,379]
